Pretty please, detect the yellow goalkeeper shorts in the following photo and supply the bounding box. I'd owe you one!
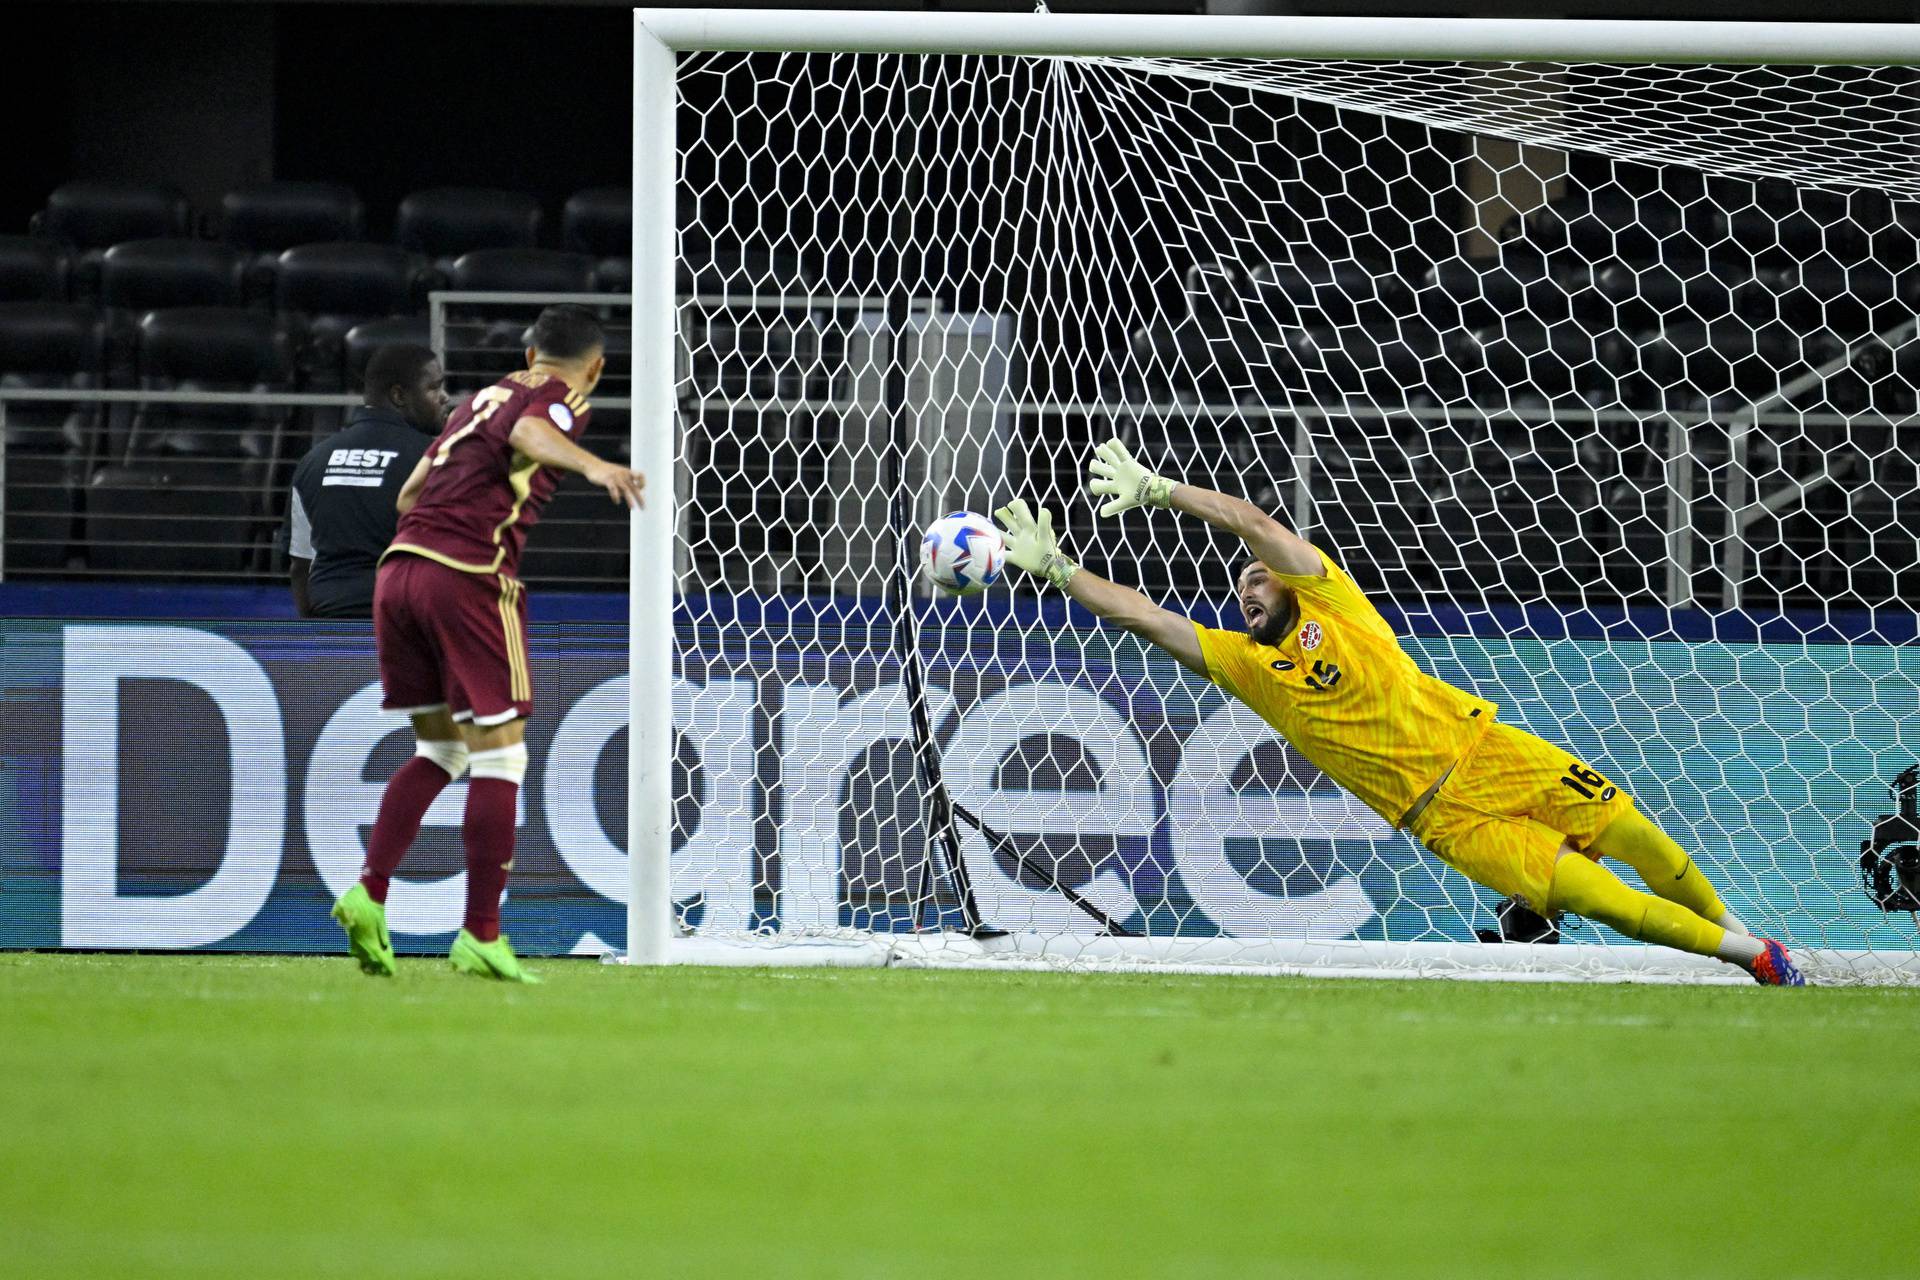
[1406,721,1636,912]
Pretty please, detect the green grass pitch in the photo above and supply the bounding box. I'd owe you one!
[4,953,1916,1279]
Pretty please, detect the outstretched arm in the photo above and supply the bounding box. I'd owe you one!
[1064,569,1208,678]
[507,417,648,509]
[994,499,1206,677]
[1088,437,1321,578]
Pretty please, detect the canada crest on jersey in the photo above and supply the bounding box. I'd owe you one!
[1298,620,1324,651]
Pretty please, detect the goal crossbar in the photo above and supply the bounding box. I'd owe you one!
[634,9,1920,65]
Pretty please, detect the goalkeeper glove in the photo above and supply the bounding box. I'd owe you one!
[1087,436,1175,518]
[993,499,1078,591]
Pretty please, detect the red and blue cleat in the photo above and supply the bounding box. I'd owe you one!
[1750,938,1806,987]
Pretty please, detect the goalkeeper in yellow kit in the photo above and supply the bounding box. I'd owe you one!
[993,439,1805,985]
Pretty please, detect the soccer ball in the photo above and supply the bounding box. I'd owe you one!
[921,511,1006,597]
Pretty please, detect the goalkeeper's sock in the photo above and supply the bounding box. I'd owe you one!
[1587,811,1734,927]
[362,756,455,904]
[1546,853,1754,963]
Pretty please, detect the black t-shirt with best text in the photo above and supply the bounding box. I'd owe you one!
[287,408,431,617]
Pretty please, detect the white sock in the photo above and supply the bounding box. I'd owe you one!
[1715,931,1765,966]
[1716,910,1750,936]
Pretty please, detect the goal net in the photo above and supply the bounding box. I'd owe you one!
[634,13,1920,983]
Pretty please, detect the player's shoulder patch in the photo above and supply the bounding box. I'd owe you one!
[546,401,574,432]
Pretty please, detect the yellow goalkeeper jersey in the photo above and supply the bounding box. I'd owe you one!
[1193,549,1496,827]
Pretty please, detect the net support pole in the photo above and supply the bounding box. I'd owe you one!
[628,12,677,964]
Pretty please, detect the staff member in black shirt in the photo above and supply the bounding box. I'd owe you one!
[287,344,449,617]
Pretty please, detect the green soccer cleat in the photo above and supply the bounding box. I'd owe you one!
[449,929,541,984]
[331,883,396,977]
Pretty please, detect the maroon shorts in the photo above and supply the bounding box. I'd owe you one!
[374,553,532,725]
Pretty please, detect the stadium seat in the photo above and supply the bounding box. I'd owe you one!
[449,248,596,294]
[1722,179,1873,266]
[596,324,631,400]
[1770,257,1915,338]
[1865,204,1920,276]
[101,240,248,312]
[395,187,543,273]
[1464,318,1620,402]
[221,182,366,252]
[1630,320,1809,404]
[107,308,295,573]
[592,256,632,294]
[274,243,420,318]
[0,302,107,571]
[1520,179,1715,263]
[1281,322,1462,404]
[86,462,254,576]
[1420,251,1573,329]
[0,236,71,302]
[32,183,194,298]
[1249,257,1411,328]
[273,243,424,387]
[1183,258,1258,342]
[129,307,294,459]
[1590,258,1739,329]
[342,316,433,392]
[220,182,368,297]
[1832,337,1920,419]
[32,182,193,251]
[1127,317,1258,404]
[562,187,631,257]
[285,315,434,445]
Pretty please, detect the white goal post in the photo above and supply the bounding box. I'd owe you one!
[626,9,1920,982]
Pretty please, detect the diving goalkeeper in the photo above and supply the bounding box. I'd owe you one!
[992,439,1805,985]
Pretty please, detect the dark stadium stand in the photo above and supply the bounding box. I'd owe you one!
[273,242,422,319]
[101,239,249,313]
[220,182,367,254]
[129,307,294,456]
[220,181,369,297]
[0,302,106,571]
[562,187,631,256]
[273,242,427,396]
[449,247,598,295]
[1248,257,1411,329]
[82,307,297,576]
[284,314,437,445]
[32,183,195,297]
[32,183,195,250]
[563,187,633,296]
[0,236,71,302]
[592,256,633,294]
[86,461,255,576]
[0,165,1908,606]
[1419,252,1580,329]
[518,476,630,585]
[342,316,433,388]
[395,187,544,274]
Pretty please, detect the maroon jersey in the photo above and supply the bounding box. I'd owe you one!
[387,370,592,578]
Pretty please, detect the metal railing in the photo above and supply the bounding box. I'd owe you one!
[0,389,356,583]
[5,295,1913,611]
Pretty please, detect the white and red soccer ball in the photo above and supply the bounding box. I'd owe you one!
[921,510,1006,597]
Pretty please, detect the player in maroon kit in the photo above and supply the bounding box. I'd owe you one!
[331,304,645,982]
